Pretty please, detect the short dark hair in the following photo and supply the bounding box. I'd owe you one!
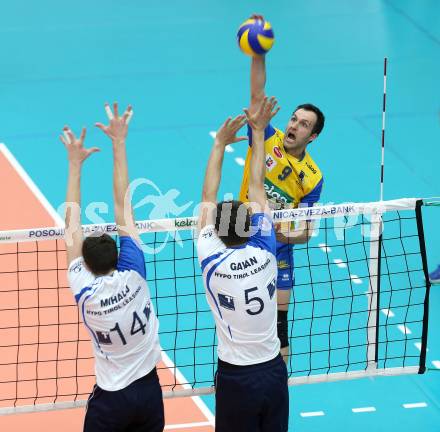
[82,234,118,276]
[295,103,325,135]
[215,200,251,247]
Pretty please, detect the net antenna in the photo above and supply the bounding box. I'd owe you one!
[367,57,388,371]
[380,57,388,202]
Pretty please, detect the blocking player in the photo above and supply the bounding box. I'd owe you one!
[239,14,325,362]
[197,96,288,432]
[62,103,164,432]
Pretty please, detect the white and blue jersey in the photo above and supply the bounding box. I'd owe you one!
[67,237,161,391]
[197,213,279,366]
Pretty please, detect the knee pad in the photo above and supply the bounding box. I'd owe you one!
[277,310,289,348]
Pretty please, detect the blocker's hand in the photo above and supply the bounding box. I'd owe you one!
[215,114,248,147]
[95,102,133,143]
[60,127,99,164]
[244,96,280,131]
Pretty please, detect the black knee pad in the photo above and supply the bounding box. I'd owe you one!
[277,310,289,348]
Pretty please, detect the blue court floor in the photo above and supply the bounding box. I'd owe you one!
[1,1,440,430]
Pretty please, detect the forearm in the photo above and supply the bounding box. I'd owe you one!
[250,130,265,183]
[201,141,225,202]
[248,129,266,207]
[65,161,83,263]
[65,162,82,230]
[250,56,266,113]
[112,140,132,227]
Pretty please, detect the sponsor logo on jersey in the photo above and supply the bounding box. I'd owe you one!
[267,279,276,299]
[144,301,151,321]
[298,170,306,183]
[70,262,83,273]
[277,260,290,269]
[273,146,283,158]
[215,271,232,279]
[96,331,112,345]
[264,181,292,205]
[265,154,277,172]
[202,229,214,239]
[305,161,317,174]
[218,293,235,311]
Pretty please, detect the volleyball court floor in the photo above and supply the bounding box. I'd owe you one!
[1,0,440,430]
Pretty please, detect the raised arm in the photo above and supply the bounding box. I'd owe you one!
[198,115,247,229]
[249,14,267,115]
[244,96,280,212]
[61,127,99,265]
[95,102,139,242]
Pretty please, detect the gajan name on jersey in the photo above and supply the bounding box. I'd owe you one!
[215,257,271,280]
[230,256,258,271]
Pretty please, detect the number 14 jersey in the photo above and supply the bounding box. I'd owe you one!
[67,237,161,391]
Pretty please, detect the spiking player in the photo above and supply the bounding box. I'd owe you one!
[239,14,325,362]
[62,103,164,432]
[197,97,288,432]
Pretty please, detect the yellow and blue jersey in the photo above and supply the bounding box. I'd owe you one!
[239,124,324,289]
[239,124,323,209]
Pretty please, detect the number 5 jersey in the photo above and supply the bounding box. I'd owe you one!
[197,213,279,366]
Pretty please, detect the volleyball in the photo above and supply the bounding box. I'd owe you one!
[237,18,275,56]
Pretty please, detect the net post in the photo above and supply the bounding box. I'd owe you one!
[366,212,383,370]
[415,199,431,374]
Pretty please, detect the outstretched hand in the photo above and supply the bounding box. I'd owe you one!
[60,127,99,164]
[244,96,280,131]
[95,102,133,143]
[215,114,248,147]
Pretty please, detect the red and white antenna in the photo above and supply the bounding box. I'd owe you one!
[380,57,387,201]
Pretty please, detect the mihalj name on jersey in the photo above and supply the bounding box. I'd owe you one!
[86,285,142,316]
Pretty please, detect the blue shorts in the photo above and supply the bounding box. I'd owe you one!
[215,354,289,432]
[84,368,164,432]
[276,241,295,290]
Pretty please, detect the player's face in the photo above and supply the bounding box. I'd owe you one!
[283,109,318,152]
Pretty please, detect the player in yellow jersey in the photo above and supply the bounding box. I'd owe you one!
[239,14,325,362]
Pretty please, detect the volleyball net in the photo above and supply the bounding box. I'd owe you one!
[0,197,432,414]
